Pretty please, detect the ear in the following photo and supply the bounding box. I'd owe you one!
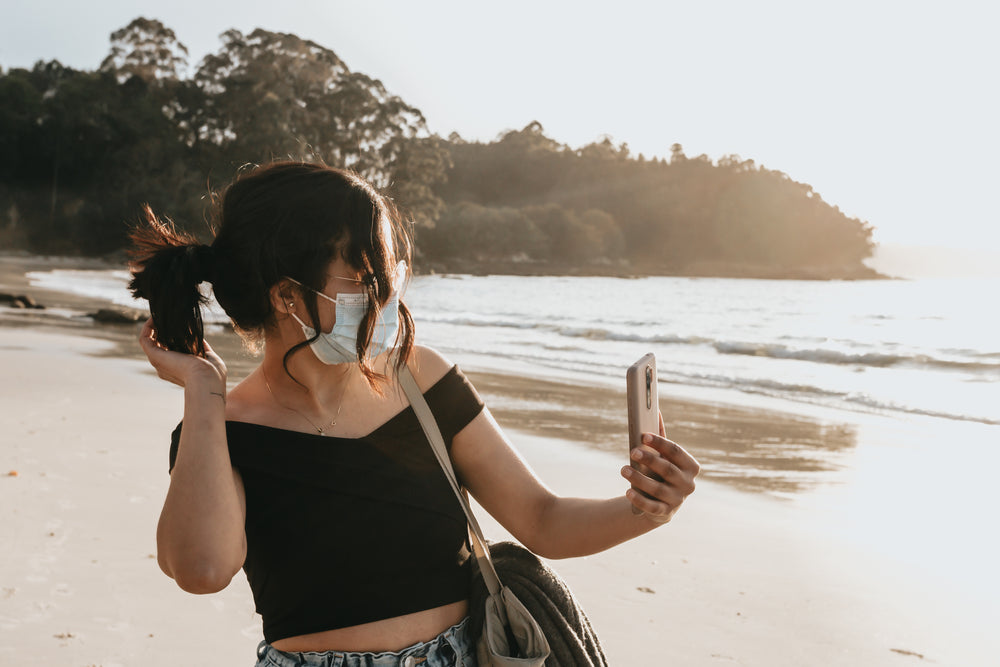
[269,279,299,316]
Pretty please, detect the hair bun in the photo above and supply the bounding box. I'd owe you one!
[187,244,217,284]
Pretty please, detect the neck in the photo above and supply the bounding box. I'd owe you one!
[261,352,353,408]
[258,319,356,405]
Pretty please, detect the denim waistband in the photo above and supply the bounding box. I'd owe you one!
[255,616,474,667]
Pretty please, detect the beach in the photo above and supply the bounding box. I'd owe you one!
[1,255,998,666]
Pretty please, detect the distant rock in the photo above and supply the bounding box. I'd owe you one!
[90,307,147,324]
[0,293,45,309]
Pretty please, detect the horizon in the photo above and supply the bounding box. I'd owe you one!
[2,1,998,254]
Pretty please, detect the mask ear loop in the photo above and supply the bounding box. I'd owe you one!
[284,276,340,306]
[289,312,311,331]
[281,277,325,337]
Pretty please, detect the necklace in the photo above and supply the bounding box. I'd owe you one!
[262,369,348,436]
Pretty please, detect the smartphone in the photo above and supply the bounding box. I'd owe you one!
[627,353,659,475]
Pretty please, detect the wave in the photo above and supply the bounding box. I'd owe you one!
[420,313,999,374]
[712,341,1000,373]
[27,269,136,307]
[836,394,1000,426]
[643,368,1000,426]
[419,314,707,345]
[449,345,1000,426]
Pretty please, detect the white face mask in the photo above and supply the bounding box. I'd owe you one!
[287,261,406,365]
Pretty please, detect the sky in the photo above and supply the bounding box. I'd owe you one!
[2,0,998,254]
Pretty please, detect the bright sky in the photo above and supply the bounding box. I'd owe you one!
[2,0,998,252]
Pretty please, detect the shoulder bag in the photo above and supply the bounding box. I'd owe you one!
[400,366,608,667]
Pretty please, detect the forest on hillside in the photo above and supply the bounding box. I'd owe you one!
[0,18,879,278]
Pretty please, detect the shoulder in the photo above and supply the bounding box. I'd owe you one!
[403,346,485,444]
[404,345,456,392]
[221,372,269,424]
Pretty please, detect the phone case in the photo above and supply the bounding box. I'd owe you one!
[627,353,659,473]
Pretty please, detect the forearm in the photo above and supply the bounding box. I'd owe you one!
[157,383,245,592]
[529,494,659,559]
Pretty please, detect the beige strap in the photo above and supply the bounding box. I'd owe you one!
[399,365,503,596]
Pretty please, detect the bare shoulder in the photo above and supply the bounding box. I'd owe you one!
[404,345,455,391]
[221,371,268,423]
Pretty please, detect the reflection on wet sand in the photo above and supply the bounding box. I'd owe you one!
[470,372,857,497]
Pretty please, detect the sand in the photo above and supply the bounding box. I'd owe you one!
[1,257,997,666]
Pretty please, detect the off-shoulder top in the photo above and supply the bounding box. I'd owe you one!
[167,365,485,643]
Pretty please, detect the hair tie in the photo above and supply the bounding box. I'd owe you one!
[187,244,217,284]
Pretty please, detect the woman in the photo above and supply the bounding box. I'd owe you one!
[130,161,700,667]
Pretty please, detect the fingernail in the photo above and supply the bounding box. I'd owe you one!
[622,466,633,477]
[642,434,653,444]
[631,448,644,461]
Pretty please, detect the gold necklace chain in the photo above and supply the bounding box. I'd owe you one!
[262,368,348,436]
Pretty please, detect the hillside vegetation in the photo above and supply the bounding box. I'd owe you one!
[0,18,878,278]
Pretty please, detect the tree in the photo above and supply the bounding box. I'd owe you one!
[420,202,547,261]
[193,29,429,187]
[384,135,451,227]
[670,143,686,163]
[100,17,189,84]
[0,69,43,182]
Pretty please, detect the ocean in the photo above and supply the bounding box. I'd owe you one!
[27,269,999,428]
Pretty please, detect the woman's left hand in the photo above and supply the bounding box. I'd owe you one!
[621,413,700,524]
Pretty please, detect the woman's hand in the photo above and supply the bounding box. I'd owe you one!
[138,318,227,392]
[621,412,700,524]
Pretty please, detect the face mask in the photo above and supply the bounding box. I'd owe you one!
[287,262,406,365]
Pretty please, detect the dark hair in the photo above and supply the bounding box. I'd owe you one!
[128,161,416,384]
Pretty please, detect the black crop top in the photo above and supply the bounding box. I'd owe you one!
[168,365,485,642]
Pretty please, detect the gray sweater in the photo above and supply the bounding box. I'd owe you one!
[469,541,609,667]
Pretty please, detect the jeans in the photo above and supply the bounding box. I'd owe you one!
[254,617,476,667]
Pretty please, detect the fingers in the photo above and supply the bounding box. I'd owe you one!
[622,456,693,504]
[621,431,700,524]
[139,318,167,357]
[201,340,228,377]
[138,318,212,388]
[638,432,701,476]
[139,317,155,348]
[630,446,684,487]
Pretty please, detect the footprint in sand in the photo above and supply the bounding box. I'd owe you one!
[890,648,926,660]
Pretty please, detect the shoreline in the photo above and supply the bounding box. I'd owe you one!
[0,253,879,499]
[2,249,890,282]
[422,257,889,281]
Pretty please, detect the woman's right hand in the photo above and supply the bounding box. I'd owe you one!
[139,318,227,391]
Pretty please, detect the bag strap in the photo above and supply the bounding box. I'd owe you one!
[398,364,503,597]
